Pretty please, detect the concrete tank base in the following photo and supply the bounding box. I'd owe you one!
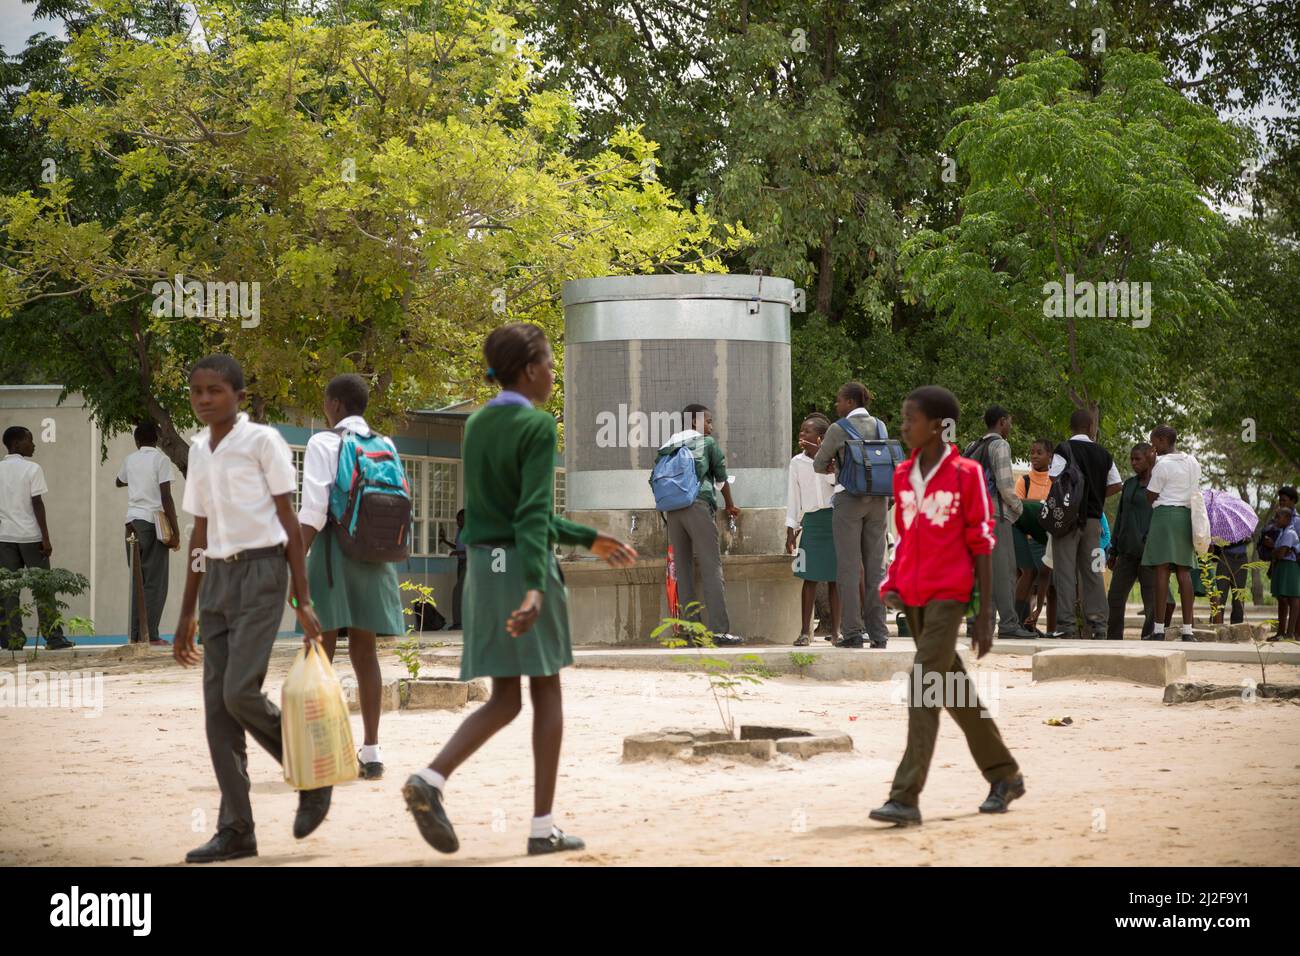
[562,553,802,645]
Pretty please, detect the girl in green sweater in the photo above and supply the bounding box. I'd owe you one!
[402,322,637,856]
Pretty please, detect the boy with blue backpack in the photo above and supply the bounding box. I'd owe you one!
[813,383,901,649]
[651,404,742,646]
[299,374,410,780]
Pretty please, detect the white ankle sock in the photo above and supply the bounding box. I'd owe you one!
[1153,623,1165,635]
[359,744,383,764]
[530,814,555,839]
[416,768,446,793]
[1180,623,1194,635]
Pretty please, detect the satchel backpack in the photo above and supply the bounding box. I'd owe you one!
[1041,442,1085,537]
[836,416,904,497]
[325,427,412,583]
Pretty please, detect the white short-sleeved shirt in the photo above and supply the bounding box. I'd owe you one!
[181,414,297,559]
[0,454,49,543]
[298,415,372,532]
[1147,452,1200,508]
[785,452,840,528]
[118,446,174,531]
[1048,434,1122,485]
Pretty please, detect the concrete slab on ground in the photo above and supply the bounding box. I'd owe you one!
[1032,646,1187,687]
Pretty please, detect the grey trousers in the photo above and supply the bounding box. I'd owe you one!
[1051,520,1108,635]
[1107,552,1157,639]
[991,516,1023,633]
[832,493,889,642]
[125,520,169,642]
[666,499,731,635]
[201,555,288,835]
[0,540,65,644]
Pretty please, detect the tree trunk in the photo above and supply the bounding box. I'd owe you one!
[815,224,835,318]
[145,394,190,476]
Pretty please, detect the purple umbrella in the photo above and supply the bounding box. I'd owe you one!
[1201,489,1259,545]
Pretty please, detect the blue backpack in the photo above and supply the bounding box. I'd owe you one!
[962,435,1003,515]
[326,427,412,575]
[836,417,902,497]
[650,440,702,512]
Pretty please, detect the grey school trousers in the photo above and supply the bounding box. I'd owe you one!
[0,540,65,645]
[991,516,1024,634]
[125,520,169,643]
[832,493,889,643]
[201,554,288,835]
[1051,519,1108,635]
[666,499,731,635]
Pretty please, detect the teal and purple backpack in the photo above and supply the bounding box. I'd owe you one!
[326,427,412,577]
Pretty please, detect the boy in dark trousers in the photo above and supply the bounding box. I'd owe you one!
[869,386,1024,827]
[1106,442,1159,639]
[116,421,180,645]
[174,355,328,863]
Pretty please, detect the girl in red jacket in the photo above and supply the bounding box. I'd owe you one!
[869,386,1025,827]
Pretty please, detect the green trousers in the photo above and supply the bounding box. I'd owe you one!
[890,600,1019,806]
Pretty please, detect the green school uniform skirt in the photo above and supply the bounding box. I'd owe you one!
[459,544,573,680]
[1142,506,1196,568]
[307,529,405,635]
[1270,560,1300,599]
[795,508,837,582]
[1014,500,1047,570]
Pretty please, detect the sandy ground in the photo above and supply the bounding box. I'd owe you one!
[1,648,1297,867]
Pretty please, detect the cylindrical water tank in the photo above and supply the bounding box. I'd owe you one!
[562,274,794,512]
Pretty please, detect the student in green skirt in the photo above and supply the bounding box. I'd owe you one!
[1142,426,1201,642]
[1267,507,1300,640]
[787,415,840,644]
[298,374,406,779]
[402,322,637,856]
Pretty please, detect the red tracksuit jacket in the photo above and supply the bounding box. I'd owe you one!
[880,443,997,607]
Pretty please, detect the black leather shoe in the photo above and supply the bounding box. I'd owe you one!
[868,800,922,826]
[402,775,459,853]
[359,759,384,780]
[185,828,257,864]
[1045,630,1072,639]
[293,786,332,839]
[979,774,1026,813]
[712,633,744,647]
[44,636,75,650]
[998,626,1039,639]
[527,828,585,855]
[834,634,864,649]
[868,639,888,650]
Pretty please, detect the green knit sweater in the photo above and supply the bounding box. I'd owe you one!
[461,403,597,590]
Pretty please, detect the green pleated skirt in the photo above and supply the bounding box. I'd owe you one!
[1142,506,1196,568]
[307,529,405,635]
[460,544,573,680]
[1271,560,1300,598]
[795,507,837,582]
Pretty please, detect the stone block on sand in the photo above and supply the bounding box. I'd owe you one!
[622,732,694,761]
[344,677,400,713]
[400,678,469,710]
[775,734,853,758]
[1032,647,1186,687]
[692,739,776,761]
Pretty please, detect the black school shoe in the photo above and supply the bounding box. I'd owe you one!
[834,634,865,649]
[186,828,257,864]
[979,774,1026,813]
[44,636,75,650]
[527,829,586,856]
[358,755,384,780]
[293,786,332,839]
[868,800,922,827]
[402,775,459,853]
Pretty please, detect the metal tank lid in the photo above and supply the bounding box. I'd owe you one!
[562,273,796,307]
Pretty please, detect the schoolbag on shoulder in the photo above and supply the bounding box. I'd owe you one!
[327,427,412,566]
[1041,442,1085,537]
[836,417,903,497]
[962,435,1003,516]
[650,439,702,512]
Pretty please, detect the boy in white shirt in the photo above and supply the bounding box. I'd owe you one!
[1141,425,1201,641]
[116,422,179,645]
[173,355,326,864]
[0,426,70,650]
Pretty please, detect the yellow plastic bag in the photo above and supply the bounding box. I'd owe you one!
[281,641,358,790]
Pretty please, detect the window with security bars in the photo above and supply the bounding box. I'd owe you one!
[554,468,566,514]
[404,455,461,556]
[289,447,305,513]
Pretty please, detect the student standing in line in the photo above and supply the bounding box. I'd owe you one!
[870,386,1024,827]
[0,426,70,649]
[787,414,840,645]
[116,422,180,645]
[654,403,743,645]
[1045,408,1123,639]
[1106,443,1161,640]
[813,382,891,649]
[174,355,329,864]
[298,374,406,781]
[1266,507,1299,640]
[1013,437,1054,633]
[1142,425,1202,642]
[402,323,637,856]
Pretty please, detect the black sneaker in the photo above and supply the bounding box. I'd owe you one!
[527,828,585,856]
[868,800,922,827]
[402,775,459,853]
[44,636,75,650]
[979,774,1026,813]
[712,633,744,647]
[998,626,1039,640]
[185,828,257,864]
[834,634,864,649]
[868,639,888,650]
[293,786,332,839]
